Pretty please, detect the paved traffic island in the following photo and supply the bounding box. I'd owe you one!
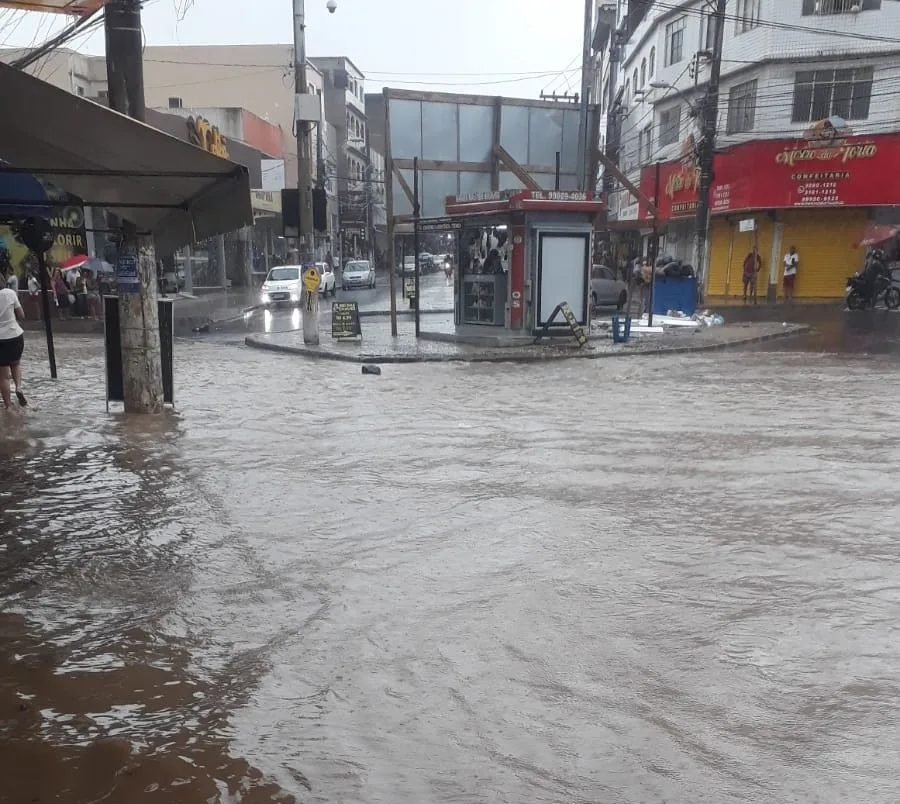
[245,317,810,364]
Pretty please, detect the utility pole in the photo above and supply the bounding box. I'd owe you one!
[412,157,421,337]
[692,0,727,303]
[104,0,164,413]
[576,0,593,191]
[293,0,318,344]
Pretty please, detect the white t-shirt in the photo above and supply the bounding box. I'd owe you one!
[783,252,799,277]
[0,287,23,340]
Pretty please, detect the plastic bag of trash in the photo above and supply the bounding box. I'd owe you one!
[691,310,726,327]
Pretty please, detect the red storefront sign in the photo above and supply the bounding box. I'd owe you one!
[638,132,900,221]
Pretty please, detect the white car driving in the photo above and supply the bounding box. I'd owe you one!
[342,259,376,290]
[316,261,336,296]
[260,265,304,307]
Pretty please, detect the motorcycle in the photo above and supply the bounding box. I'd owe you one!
[443,260,453,279]
[846,249,900,310]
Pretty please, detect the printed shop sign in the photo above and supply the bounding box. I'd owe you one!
[639,132,900,220]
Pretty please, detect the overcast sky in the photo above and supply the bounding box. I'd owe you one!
[1,0,587,99]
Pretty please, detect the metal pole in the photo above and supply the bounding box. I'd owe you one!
[576,0,593,191]
[648,161,661,327]
[555,151,561,191]
[294,0,318,344]
[383,89,398,336]
[36,253,57,379]
[104,0,163,413]
[413,157,421,337]
[692,0,726,304]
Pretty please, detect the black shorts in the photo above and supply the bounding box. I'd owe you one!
[0,334,24,367]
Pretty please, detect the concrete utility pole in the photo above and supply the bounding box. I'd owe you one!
[104,0,164,413]
[576,0,594,191]
[293,0,319,344]
[692,0,727,303]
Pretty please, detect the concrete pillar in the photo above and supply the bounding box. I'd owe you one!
[183,245,194,295]
[240,226,253,287]
[216,235,227,288]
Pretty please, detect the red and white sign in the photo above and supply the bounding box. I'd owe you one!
[446,190,603,216]
[638,133,900,221]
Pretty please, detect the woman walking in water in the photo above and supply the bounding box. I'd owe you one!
[0,282,27,408]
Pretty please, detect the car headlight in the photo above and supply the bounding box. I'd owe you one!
[260,292,269,302]
[262,283,269,292]
[290,291,299,300]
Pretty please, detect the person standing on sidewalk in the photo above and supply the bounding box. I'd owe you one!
[783,246,799,303]
[0,284,26,409]
[742,250,761,304]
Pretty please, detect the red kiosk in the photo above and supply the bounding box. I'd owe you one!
[441,189,605,339]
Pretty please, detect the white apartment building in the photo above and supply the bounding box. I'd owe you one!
[605,0,900,222]
[594,0,900,302]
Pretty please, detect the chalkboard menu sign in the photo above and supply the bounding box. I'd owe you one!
[331,301,362,339]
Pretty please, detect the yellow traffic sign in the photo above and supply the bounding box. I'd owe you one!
[302,266,321,292]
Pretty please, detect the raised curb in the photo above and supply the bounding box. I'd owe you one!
[245,323,811,364]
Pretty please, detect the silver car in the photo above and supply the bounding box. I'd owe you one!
[342,260,375,290]
[590,264,628,310]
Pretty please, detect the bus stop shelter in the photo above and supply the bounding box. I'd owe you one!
[0,60,253,253]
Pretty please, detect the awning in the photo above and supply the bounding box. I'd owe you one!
[0,0,108,15]
[0,61,253,255]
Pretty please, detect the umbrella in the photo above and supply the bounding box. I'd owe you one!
[60,253,89,270]
[84,257,114,275]
[856,222,899,248]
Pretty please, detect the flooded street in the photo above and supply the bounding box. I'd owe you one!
[2,333,900,803]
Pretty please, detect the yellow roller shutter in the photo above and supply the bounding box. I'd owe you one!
[707,215,775,300]
[779,209,868,300]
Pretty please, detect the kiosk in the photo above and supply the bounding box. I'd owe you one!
[441,190,605,339]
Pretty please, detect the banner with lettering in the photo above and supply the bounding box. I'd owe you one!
[0,181,87,283]
[638,132,900,221]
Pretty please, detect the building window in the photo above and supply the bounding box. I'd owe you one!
[624,78,630,102]
[649,47,656,77]
[665,17,685,66]
[632,68,639,91]
[726,79,758,133]
[168,96,183,108]
[735,0,761,32]
[640,58,647,88]
[658,106,681,146]
[802,0,880,14]
[702,8,717,51]
[791,67,874,122]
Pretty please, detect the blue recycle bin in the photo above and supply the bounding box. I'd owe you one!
[611,314,632,343]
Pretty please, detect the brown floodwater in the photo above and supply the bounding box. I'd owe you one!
[2,334,899,803]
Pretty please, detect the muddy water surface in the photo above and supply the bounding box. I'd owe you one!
[2,336,899,803]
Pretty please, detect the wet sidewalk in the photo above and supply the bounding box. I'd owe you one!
[20,288,262,336]
[245,316,810,363]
